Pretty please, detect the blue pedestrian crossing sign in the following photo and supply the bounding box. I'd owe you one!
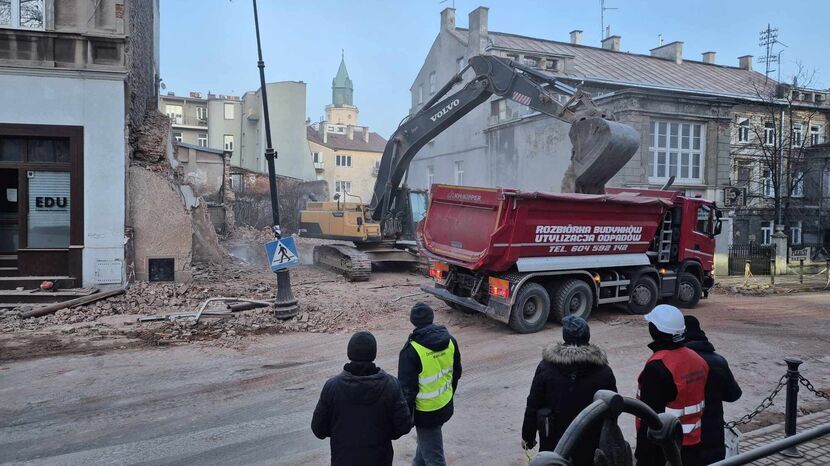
[264,237,300,271]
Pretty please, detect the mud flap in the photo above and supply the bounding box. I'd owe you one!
[566,118,640,194]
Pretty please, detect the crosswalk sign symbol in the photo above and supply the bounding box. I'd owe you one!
[264,237,301,271]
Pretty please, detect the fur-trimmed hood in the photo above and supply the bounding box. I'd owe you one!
[542,343,608,367]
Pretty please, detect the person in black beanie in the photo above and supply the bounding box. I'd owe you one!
[312,331,413,466]
[521,315,617,465]
[684,315,742,464]
[398,302,462,466]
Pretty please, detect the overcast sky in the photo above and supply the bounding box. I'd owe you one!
[160,0,829,138]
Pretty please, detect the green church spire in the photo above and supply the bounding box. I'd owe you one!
[332,50,354,107]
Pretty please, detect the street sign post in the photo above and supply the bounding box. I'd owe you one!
[265,237,301,271]
[789,247,810,262]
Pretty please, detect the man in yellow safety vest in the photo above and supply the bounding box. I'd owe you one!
[398,302,462,466]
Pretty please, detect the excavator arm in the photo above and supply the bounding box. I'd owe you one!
[370,54,640,228]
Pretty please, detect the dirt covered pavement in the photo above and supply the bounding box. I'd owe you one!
[1,233,829,464]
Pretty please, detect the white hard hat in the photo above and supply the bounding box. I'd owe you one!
[644,304,686,335]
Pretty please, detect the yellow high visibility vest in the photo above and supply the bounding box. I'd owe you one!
[410,339,455,412]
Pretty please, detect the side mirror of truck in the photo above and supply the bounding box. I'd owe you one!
[713,210,722,236]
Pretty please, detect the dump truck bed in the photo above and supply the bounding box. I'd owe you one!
[418,184,673,272]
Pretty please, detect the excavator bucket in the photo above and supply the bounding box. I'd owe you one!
[565,117,640,194]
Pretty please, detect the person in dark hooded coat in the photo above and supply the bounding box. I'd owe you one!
[521,315,617,466]
[684,315,742,464]
[312,331,413,466]
[398,302,462,466]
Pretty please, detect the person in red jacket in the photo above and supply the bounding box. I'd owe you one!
[635,305,708,466]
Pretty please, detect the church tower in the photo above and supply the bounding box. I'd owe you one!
[326,51,358,125]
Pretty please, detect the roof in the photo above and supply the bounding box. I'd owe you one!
[333,53,353,90]
[177,142,227,156]
[452,28,776,100]
[307,126,387,153]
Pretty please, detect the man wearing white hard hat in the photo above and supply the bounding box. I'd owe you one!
[634,305,709,466]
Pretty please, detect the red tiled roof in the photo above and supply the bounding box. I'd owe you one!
[307,126,387,152]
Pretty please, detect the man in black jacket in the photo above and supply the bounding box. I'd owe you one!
[521,315,617,465]
[312,331,413,466]
[684,315,742,464]
[398,302,462,466]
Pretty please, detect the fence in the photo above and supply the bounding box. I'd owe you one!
[728,243,776,275]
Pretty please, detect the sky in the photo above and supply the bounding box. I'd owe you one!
[160,0,829,138]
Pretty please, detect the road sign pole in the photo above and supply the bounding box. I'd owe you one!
[253,0,297,319]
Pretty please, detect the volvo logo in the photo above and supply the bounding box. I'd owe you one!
[430,99,460,122]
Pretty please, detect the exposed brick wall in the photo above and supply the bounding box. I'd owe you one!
[126,0,158,133]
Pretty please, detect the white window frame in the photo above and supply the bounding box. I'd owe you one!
[648,120,705,184]
[427,166,434,186]
[454,161,464,185]
[810,125,823,145]
[737,117,750,143]
[165,104,183,125]
[790,221,802,245]
[196,106,208,121]
[764,122,775,146]
[762,168,774,198]
[312,152,321,163]
[335,180,352,195]
[418,85,423,105]
[1,0,45,30]
[792,123,803,147]
[335,154,352,167]
[761,221,773,245]
[224,103,235,120]
[197,133,208,147]
[791,171,804,198]
[429,72,436,95]
[172,131,183,143]
[223,134,234,152]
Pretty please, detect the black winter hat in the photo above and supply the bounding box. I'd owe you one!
[562,315,590,345]
[347,331,377,362]
[683,315,707,341]
[410,302,434,328]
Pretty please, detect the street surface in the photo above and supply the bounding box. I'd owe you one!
[1,278,829,465]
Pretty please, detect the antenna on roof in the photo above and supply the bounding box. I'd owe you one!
[600,0,618,39]
[758,24,786,83]
[439,0,455,9]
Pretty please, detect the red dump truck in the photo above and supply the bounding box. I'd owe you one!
[418,184,721,333]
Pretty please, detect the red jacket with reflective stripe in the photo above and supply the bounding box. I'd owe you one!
[638,347,709,446]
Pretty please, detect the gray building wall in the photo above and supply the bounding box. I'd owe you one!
[207,99,242,166]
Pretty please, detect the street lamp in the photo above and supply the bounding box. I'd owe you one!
[252,0,298,319]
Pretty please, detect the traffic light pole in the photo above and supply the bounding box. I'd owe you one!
[253,0,297,319]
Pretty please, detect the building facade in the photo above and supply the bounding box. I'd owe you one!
[306,55,387,201]
[408,6,830,271]
[0,0,158,286]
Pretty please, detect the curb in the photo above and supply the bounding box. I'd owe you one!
[741,408,830,439]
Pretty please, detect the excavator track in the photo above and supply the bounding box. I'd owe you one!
[312,244,372,282]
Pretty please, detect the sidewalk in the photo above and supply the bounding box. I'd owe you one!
[737,408,830,465]
[715,272,830,293]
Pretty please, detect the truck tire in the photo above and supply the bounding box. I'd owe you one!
[508,282,550,334]
[674,273,702,308]
[551,279,594,323]
[626,275,658,315]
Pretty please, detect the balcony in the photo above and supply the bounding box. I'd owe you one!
[170,115,208,128]
[314,161,325,172]
[0,29,126,72]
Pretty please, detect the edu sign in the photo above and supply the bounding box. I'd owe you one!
[34,196,69,209]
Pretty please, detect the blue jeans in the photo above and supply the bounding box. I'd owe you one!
[412,425,446,466]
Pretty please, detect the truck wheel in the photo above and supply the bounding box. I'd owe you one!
[626,276,658,315]
[508,282,550,334]
[551,279,594,323]
[674,273,702,308]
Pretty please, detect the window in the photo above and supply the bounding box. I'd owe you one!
[791,171,804,198]
[224,103,235,120]
[810,125,823,145]
[648,120,704,183]
[761,221,773,245]
[173,132,183,143]
[545,59,559,71]
[429,72,436,95]
[312,152,321,163]
[0,0,44,29]
[334,180,351,195]
[790,221,802,245]
[230,174,243,193]
[418,85,423,105]
[762,168,774,198]
[734,159,752,187]
[456,57,465,74]
[737,118,750,143]
[523,56,540,68]
[764,122,775,146]
[196,107,208,121]
[197,133,207,147]
[792,123,803,147]
[223,135,234,152]
[165,104,183,125]
[491,99,508,122]
[454,161,464,185]
[695,205,713,235]
[335,154,352,167]
[427,166,434,186]
[506,53,519,61]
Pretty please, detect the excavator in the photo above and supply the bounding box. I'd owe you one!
[299,54,640,281]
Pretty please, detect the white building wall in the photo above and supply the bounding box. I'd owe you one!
[0,71,126,286]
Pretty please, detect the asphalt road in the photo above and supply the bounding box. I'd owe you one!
[2,292,829,465]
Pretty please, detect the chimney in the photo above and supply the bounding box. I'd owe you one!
[569,29,583,45]
[468,6,489,54]
[440,7,455,31]
[738,55,753,71]
[601,35,621,52]
[347,125,354,140]
[702,51,716,64]
[363,127,369,143]
[650,41,683,64]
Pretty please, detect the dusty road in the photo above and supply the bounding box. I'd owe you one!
[1,276,829,465]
